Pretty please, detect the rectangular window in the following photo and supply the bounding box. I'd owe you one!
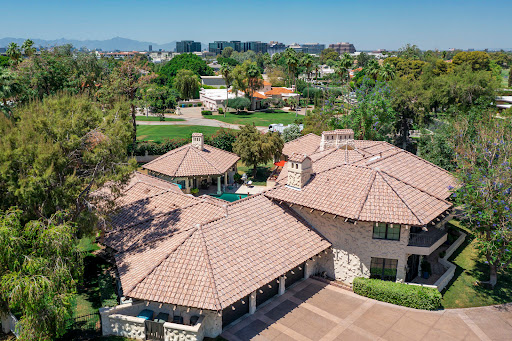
[373,223,401,241]
[370,257,398,281]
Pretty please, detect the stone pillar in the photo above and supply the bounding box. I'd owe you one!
[185,177,190,194]
[418,255,423,277]
[278,275,286,296]
[217,176,221,194]
[304,261,310,279]
[224,172,228,186]
[249,291,257,314]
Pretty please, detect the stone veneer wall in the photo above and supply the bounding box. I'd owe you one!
[292,208,410,284]
[100,301,222,339]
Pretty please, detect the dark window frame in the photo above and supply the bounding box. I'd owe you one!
[370,257,398,281]
[372,222,401,241]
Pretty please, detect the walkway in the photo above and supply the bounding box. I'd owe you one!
[221,278,512,341]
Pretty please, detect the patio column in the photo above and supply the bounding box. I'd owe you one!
[217,176,221,194]
[278,275,286,296]
[418,255,424,277]
[304,261,310,279]
[224,171,228,186]
[249,291,257,314]
[185,177,190,194]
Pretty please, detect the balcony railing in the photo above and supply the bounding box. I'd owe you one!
[408,228,447,247]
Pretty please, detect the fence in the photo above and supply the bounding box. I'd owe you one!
[59,312,101,340]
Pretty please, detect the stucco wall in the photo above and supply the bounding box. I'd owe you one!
[292,208,410,284]
[101,301,222,339]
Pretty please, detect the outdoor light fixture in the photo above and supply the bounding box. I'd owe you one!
[232,306,236,310]
[241,300,245,304]
[259,289,263,293]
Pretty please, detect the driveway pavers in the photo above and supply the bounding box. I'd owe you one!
[221,278,512,341]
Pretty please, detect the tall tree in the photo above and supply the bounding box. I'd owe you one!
[6,42,22,66]
[21,39,36,57]
[0,208,82,340]
[220,63,233,116]
[0,94,136,226]
[379,63,396,81]
[453,116,512,287]
[233,124,283,177]
[173,69,200,100]
[0,68,20,119]
[246,63,263,109]
[284,48,299,88]
[98,57,156,144]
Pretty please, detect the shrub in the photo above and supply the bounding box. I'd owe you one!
[234,172,242,184]
[201,110,212,115]
[352,278,442,310]
[218,107,224,114]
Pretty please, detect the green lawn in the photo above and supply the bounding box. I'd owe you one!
[204,110,301,126]
[135,116,185,122]
[237,160,275,186]
[136,125,232,142]
[72,237,117,318]
[441,223,512,308]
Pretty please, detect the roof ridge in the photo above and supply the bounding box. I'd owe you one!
[355,170,377,221]
[190,145,224,174]
[123,226,199,296]
[362,148,402,166]
[134,171,179,191]
[197,224,223,310]
[379,169,451,204]
[143,143,190,166]
[377,170,424,225]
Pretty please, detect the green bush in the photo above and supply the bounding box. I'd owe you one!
[352,277,442,310]
[201,110,212,115]
[218,107,224,114]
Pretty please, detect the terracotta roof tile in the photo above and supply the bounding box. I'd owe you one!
[264,87,294,96]
[282,133,322,157]
[143,144,240,178]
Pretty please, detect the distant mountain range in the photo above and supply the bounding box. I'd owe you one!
[0,37,181,51]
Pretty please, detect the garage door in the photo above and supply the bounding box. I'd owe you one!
[256,278,279,307]
[285,263,305,288]
[222,295,250,328]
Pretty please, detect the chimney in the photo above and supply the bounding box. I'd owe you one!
[287,153,313,189]
[320,129,354,151]
[191,133,204,150]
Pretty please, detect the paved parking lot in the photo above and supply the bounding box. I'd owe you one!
[221,278,512,341]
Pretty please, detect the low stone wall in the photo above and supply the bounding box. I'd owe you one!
[164,316,205,341]
[108,314,145,340]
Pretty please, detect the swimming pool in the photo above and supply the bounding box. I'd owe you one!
[209,193,248,202]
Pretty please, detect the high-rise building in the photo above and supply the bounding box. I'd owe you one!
[176,40,202,53]
[329,42,356,54]
[208,41,242,55]
[149,45,153,52]
[301,43,325,55]
[268,41,286,56]
[242,41,268,54]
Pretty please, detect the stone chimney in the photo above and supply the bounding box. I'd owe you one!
[320,129,355,151]
[191,133,204,150]
[287,153,313,189]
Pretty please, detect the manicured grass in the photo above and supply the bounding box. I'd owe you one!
[135,115,185,122]
[441,223,512,308]
[501,68,510,88]
[204,110,301,126]
[73,238,118,318]
[136,125,232,142]
[237,160,274,186]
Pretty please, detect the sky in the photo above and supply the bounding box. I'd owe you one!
[1,0,511,50]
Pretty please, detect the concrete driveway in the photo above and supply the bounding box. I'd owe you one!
[221,278,512,341]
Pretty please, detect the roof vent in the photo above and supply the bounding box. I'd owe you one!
[287,153,313,190]
[191,133,204,150]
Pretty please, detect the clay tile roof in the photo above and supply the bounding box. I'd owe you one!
[322,129,354,135]
[288,153,309,163]
[263,80,272,86]
[192,133,203,137]
[251,91,268,99]
[142,143,240,178]
[282,133,322,157]
[265,164,452,226]
[264,87,294,96]
[112,194,330,310]
[91,171,183,208]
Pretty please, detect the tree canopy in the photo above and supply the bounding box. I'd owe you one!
[158,53,213,87]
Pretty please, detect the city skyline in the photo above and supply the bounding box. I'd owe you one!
[1,0,511,50]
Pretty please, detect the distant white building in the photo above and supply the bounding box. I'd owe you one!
[268,123,304,134]
[200,89,237,111]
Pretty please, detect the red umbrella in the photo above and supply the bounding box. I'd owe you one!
[274,160,286,167]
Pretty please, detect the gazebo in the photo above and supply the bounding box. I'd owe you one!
[142,133,240,194]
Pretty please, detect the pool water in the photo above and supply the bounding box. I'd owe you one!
[209,193,248,202]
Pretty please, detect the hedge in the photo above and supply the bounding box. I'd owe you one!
[201,110,212,115]
[352,277,442,310]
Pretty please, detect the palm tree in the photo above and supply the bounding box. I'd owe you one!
[339,53,354,83]
[379,63,396,81]
[284,48,299,89]
[6,43,22,66]
[301,54,314,104]
[21,39,36,57]
[366,59,381,80]
[334,62,348,84]
[246,63,263,110]
[219,63,233,117]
